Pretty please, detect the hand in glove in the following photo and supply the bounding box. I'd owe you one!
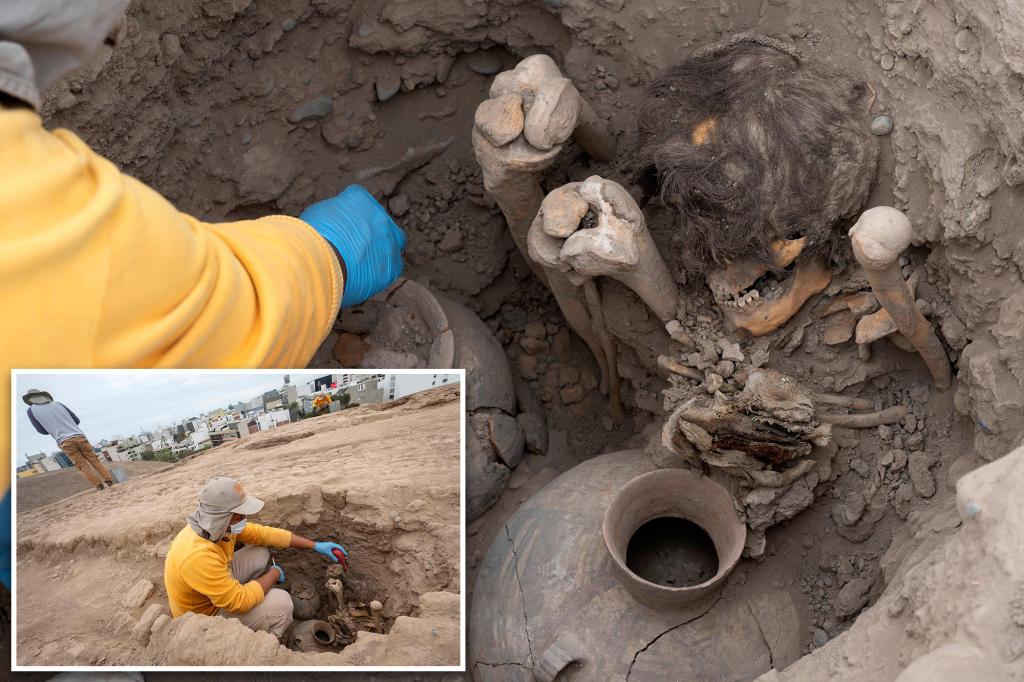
[300,185,407,307]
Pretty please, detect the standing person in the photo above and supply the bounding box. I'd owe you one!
[22,389,115,491]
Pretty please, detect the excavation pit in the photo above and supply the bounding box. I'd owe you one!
[625,517,719,588]
[603,469,746,610]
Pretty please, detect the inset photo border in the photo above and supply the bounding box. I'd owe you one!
[10,369,465,672]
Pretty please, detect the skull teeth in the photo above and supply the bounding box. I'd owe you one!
[720,289,761,309]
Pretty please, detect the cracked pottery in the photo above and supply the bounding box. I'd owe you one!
[469,449,804,680]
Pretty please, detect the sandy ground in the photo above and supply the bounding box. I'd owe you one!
[16,460,171,513]
[14,385,462,667]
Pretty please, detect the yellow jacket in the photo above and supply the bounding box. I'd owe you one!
[164,522,292,616]
[0,108,345,493]
[312,394,332,408]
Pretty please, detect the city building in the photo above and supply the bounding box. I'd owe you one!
[257,408,291,431]
[382,373,460,400]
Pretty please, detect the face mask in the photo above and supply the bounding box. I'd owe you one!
[228,518,247,534]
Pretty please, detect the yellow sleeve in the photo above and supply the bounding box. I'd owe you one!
[0,109,344,491]
[238,522,292,548]
[179,549,266,614]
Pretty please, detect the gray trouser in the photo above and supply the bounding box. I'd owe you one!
[217,545,293,638]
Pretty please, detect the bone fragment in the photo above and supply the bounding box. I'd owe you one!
[370,600,384,633]
[473,56,615,399]
[530,176,678,322]
[812,393,874,411]
[849,207,951,389]
[583,279,624,417]
[818,405,908,428]
[657,355,704,382]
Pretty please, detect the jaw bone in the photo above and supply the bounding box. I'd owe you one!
[706,237,832,336]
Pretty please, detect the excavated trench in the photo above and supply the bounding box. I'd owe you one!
[34,0,1024,677]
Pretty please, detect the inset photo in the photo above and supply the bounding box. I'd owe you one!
[11,370,463,670]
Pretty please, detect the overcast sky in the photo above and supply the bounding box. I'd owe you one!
[13,372,332,465]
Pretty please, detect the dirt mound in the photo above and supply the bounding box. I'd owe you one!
[15,386,461,667]
[16,460,171,513]
[243,430,315,450]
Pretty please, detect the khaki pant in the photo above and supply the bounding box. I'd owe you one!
[217,545,293,639]
[59,435,112,486]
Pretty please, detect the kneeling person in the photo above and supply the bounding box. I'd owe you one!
[164,477,347,638]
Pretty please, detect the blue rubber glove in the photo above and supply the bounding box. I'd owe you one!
[300,184,407,307]
[271,561,285,584]
[314,540,348,563]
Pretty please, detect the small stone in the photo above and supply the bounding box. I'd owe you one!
[287,95,333,123]
[705,373,724,394]
[282,18,297,32]
[849,458,870,478]
[438,228,464,253]
[903,413,917,432]
[517,354,538,379]
[877,424,892,440]
[908,451,936,498]
[580,371,598,391]
[836,491,866,526]
[905,431,924,449]
[388,193,410,217]
[834,577,873,619]
[524,321,547,339]
[374,73,401,102]
[467,50,503,75]
[240,131,253,145]
[718,340,744,362]
[559,366,581,385]
[160,34,182,66]
[880,450,894,467]
[488,413,525,468]
[520,337,549,356]
[871,115,894,136]
[880,53,895,71]
[812,627,830,647]
[151,614,172,634]
[132,604,169,644]
[603,75,619,90]
[715,360,735,379]
[123,579,156,608]
[560,384,586,405]
[517,412,548,454]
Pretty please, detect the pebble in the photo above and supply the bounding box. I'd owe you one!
[877,424,892,440]
[438,227,464,253]
[812,627,830,647]
[871,115,894,136]
[705,373,724,394]
[880,53,896,71]
[374,73,401,102]
[287,95,333,123]
[559,366,581,385]
[517,354,539,379]
[240,131,253,145]
[560,384,586,405]
[467,50,503,76]
[908,451,936,497]
[718,340,745,362]
[524,321,547,339]
[282,18,297,32]
[520,337,549,356]
[715,360,735,379]
[849,458,871,478]
[388,193,410,217]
